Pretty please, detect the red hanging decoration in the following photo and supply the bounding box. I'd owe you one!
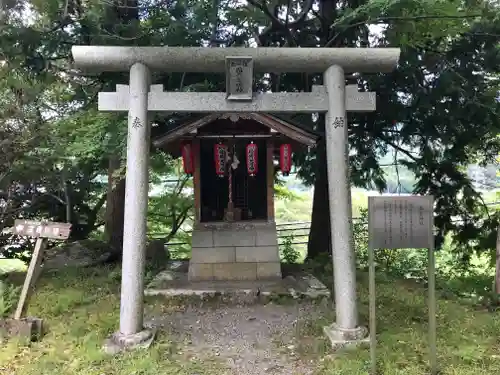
[181,142,194,175]
[280,144,292,176]
[245,142,258,176]
[214,143,227,177]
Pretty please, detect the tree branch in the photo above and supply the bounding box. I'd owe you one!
[166,205,191,242]
[45,192,66,205]
[326,14,484,47]
[248,0,313,27]
[209,0,220,46]
[247,0,314,46]
[90,192,108,218]
[384,140,420,163]
[61,169,72,223]
[333,13,483,31]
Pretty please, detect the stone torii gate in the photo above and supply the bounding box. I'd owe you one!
[71,46,400,351]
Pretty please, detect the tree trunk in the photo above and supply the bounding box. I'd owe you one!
[105,156,125,254]
[307,138,332,260]
[306,0,337,262]
[102,0,138,256]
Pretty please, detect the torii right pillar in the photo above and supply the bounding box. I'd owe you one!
[323,64,369,348]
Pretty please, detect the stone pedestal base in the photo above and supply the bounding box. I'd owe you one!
[103,328,156,354]
[188,261,281,281]
[189,221,282,281]
[323,323,369,351]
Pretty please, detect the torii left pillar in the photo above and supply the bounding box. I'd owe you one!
[103,62,156,353]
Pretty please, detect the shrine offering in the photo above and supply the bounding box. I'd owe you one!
[245,142,258,176]
[280,144,292,176]
[214,143,227,177]
[181,142,194,175]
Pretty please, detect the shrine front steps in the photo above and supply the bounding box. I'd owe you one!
[188,221,281,281]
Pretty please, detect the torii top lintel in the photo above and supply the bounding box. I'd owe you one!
[71,46,400,74]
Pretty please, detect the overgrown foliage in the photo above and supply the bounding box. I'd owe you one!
[2,260,500,374]
[0,279,19,318]
[280,234,301,263]
[0,1,498,274]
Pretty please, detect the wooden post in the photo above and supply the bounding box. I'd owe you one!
[266,140,275,222]
[14,238,47,320]
[193,139,201,224]
[495,225,500,295]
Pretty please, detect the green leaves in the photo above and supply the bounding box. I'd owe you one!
[331,0,485,50]
[0,0,498,267]
[51,110,127,162]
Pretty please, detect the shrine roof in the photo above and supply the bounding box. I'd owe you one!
[152,113,321,148]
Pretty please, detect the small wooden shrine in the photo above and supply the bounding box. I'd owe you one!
[153,113,319,281]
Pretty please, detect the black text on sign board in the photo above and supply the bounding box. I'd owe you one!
[368,196,433,250]
[13,220,72,240]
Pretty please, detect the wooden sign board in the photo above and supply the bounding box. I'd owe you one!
[225,56,253,101]
[13,220,72,240]
[368,195,434,249]
[11,220,71,321]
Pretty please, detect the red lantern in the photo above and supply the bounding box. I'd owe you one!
[280,144,292,176]
[181,142,194,175]
[214,143,227,177]
[245,142,258,176]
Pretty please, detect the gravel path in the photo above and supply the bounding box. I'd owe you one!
[149,302,322,375]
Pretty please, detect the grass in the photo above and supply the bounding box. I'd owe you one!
[0,259,26,274]
[297,272,500,375]
[1,262,500,375]
[0,265,224,375]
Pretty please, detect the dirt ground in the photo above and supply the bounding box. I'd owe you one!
[147,301,326,375]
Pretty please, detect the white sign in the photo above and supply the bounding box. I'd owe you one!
[225,56,253,101]
[368,195,434,249]
[13,220,72,240]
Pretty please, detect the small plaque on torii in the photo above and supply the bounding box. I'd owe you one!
[225,56,253,101]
